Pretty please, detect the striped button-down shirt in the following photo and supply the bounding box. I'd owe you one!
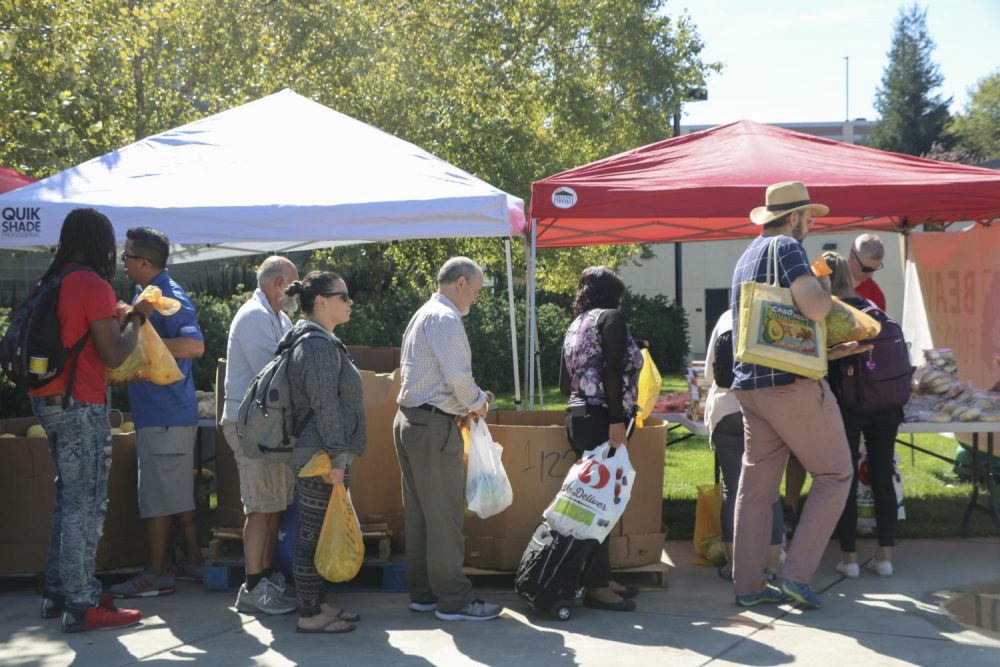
[397,293,487,416]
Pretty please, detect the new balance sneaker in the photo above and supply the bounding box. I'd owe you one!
[175,560,205,583]
[779,578,823,609]
[435,600,502,621]
[267,572,298,605]
[235,579,297,615]
[62,604,142,633]
[110,569,177,598]
[735,584,787,607]
[42,593,115,619]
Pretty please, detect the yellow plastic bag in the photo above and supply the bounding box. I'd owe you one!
[825,296,882,345]
[692,483,725,566]
[107,286,184,385]
[635,348,662,427]
[299,452,365,583]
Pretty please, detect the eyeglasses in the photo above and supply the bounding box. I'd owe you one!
[851,248,883,273]
[121,251,147,262]
[321,291,351,302]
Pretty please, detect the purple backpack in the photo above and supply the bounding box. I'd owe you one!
[835,305,913,412]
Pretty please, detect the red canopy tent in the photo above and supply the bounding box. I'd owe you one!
[0,166,34,194]
[529,120,1000,247]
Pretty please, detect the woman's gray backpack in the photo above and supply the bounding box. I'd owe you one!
[236,328,325,463]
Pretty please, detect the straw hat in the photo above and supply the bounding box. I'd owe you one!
[750,181,829,225]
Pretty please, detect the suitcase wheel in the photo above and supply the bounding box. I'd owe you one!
[552,602,572,621]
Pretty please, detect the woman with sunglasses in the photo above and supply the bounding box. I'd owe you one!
[281,271,366,633]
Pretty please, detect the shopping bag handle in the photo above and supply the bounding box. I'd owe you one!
[765,236,781,287]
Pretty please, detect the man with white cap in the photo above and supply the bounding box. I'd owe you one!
[728,182,859,610]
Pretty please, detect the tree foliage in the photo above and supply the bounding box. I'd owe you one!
[1,0,718,295]
[869,4,951,156]
[948,70,1000,163]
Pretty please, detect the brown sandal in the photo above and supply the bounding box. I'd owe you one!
[321,603,361,623]
[296,618,355,634]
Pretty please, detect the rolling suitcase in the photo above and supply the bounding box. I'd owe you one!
[514,521,594,620]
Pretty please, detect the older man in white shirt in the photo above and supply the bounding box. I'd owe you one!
[393,257,501,622]
[221,256,299,615]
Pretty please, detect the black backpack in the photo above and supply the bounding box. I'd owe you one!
[0,264,94,400]
[833,304,913,413]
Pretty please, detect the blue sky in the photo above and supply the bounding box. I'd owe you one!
[676,0,1000,126]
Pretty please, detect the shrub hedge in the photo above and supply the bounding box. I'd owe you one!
[0,287,689,417]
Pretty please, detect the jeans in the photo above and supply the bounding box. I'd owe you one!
[31,396,112,610]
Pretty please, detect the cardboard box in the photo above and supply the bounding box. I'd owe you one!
[465,532,668,571]
[608,532,668,569]
[461,411,666,570]
[0,416,148,575]
[346,370,405,545]
[214,359,406,546]
[346,346,401,374]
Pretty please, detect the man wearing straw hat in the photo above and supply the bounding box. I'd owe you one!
[728,182,862,610]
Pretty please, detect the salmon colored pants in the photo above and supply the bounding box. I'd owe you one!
[732,379,852,596]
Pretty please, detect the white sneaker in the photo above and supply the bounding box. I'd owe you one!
[435,599,502,621]
[235,580,297,615]
[835,561,860,579]
[866,559,894,577]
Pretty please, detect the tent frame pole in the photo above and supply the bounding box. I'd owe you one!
[504,238,522,409]
[528,218,538,409]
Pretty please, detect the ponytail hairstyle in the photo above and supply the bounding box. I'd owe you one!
[41,208,118,283]
[284,270,342,315]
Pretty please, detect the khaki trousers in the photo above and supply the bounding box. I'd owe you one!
[393,407,471,612]
[732,379,852,595]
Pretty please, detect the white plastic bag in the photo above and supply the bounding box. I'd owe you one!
[543,442,635,541]
[856,446,905,535]
[465,419,513,519]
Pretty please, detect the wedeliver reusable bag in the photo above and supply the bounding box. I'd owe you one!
[543,443,634,541]
[735,237,827,379]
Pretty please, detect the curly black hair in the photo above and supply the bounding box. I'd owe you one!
[571,266,625,317]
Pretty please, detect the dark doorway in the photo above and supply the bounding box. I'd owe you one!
[704,288,731,346]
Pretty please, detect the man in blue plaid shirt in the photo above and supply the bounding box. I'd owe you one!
[729,182,866,610]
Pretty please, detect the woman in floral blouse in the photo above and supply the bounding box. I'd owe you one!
[560,266,644,612]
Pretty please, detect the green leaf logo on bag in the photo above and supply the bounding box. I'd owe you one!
[757,302,821,357]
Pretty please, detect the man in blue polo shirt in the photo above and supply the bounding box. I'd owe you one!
[111,227,206,598]
[729,182,861,611]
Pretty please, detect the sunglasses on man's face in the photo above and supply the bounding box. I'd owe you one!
[121,251,147,263]
[851,248,883,273]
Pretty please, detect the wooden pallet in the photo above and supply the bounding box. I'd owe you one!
[463,549,671,589]
[208,526,243,560]
[360,523,392,562]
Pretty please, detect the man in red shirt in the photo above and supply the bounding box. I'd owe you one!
[848,234,887,310]
[27,209,153,633]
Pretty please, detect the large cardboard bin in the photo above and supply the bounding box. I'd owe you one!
[463,411,667,570]
[0,417,148,575]
[215,359,405,544]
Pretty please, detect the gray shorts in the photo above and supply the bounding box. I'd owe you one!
[136,425,197,519]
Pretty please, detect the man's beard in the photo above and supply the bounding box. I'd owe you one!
[279,295,299,314]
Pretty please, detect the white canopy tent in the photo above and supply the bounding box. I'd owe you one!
[0,89,526,401]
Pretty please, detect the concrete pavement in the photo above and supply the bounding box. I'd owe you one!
[2,537,998,666]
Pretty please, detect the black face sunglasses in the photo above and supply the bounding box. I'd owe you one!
[120,251,148,263]
[321,291,351,302]
[851,248,883,273]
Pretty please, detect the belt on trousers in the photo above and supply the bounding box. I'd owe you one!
[410,403,460,420]
[43,394,65,406]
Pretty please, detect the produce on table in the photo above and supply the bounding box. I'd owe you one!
[904,348,1000,422]
[26,424,47,438]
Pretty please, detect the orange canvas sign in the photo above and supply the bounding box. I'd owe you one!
[909,226,1000,393]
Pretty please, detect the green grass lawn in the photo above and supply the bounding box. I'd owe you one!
[497,373,997,541]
